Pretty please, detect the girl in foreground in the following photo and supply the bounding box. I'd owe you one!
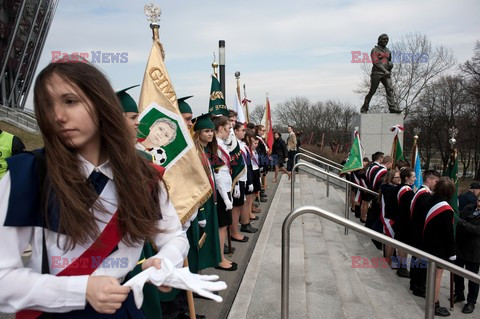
[0,61,188,318]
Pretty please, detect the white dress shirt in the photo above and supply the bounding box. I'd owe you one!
[0,155,188,313]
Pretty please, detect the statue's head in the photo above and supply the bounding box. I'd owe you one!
[377,34,389,46]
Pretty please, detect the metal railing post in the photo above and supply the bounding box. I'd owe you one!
[281,210,296,319]
[326,175,330,197]
[344,185,350,235]
[425,260,436,319]
[291,167,296,211]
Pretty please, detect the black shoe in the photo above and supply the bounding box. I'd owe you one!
[260,193,267,198]
[231,235,249,242]
[452,295,465,303]
[215,263,238,271]
[396,268,410,278]
[260,197,268,202]
[435,301,450,317]
[240,224,258,233]
[462,303,475,314]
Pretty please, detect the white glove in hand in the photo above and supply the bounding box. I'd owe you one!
[123,258,227,309]
[448,255,457,261]
[224,199,233,210]
[198,219,207,227]
[248,184,254,192]
[233,184,240,199]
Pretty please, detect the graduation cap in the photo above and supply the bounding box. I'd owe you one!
[193,113,215,131]
[116,85,140,113]
[178,95,193,114]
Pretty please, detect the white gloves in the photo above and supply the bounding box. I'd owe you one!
[233,184,240,199]
[248,184,254,192]
[449,255,457,261]
[198,219,207,227]
[123,258,227,309]
[224,198,233,210]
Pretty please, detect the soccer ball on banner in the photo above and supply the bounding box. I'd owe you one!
[149,147,167,166]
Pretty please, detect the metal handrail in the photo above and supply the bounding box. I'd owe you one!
[298,147,343,169]
[291,161,378,209]
[292,161,379,235]
[293,152,341,175]
[281,205,480,319]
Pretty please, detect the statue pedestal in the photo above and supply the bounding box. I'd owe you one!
[352,113,404,160]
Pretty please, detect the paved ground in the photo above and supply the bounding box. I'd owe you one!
[194,171,281,318]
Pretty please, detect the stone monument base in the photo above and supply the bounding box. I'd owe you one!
[352,113,404,160]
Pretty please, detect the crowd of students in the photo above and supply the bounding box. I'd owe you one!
[347,151,480,316]
[0,59,302,319]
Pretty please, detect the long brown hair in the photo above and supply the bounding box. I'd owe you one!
[34,60,162,249]
[193,129,214,179]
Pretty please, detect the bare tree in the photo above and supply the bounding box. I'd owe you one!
[459,41,480,179]
[249,104,265,125]
[355,32,456,118]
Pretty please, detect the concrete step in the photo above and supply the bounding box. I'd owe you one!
[231,173,474,318]
[303,176,425,318]
[229,174,307,319]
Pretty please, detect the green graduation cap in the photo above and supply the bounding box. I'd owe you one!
[178,95,193,114]
[116,85,140,113]
[193,113,215,131]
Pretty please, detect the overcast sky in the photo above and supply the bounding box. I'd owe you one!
[27,0,480,116]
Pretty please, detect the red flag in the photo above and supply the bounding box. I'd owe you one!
[261,96,274,151]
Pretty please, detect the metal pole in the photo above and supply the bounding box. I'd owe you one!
[0,0,28,94]
[425,260,436,319]
[281,211,293,319]
[326,175,330,197]
[218,40,225,98]
[344,185,350,235]
[291,167,296,212]
[7,0,45,107]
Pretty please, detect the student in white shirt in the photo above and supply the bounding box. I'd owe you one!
[0,60,188,317]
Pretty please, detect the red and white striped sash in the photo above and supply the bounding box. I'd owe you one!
[410,187,430,219]
[423,201,452,236]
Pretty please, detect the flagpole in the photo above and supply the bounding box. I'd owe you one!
[212,53,218,78]
[243,84,250,123]
[235,71,246,123]
[219,40,226,98]
[448,126,458,311]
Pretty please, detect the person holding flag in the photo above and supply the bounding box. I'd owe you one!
[340,128,365,218]
[191,114,222,272]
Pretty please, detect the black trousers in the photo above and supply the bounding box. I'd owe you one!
[287,150,297,171]
[410,256,427,294]
[454,257,480,304]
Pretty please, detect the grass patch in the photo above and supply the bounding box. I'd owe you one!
[0,121,43,150]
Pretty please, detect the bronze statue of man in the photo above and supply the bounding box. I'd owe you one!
[360,34,402,114]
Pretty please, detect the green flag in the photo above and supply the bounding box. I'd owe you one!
[208,75,229,116]
[341,132,363,173]
[391,134,406,166]
[444,150,459,236]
